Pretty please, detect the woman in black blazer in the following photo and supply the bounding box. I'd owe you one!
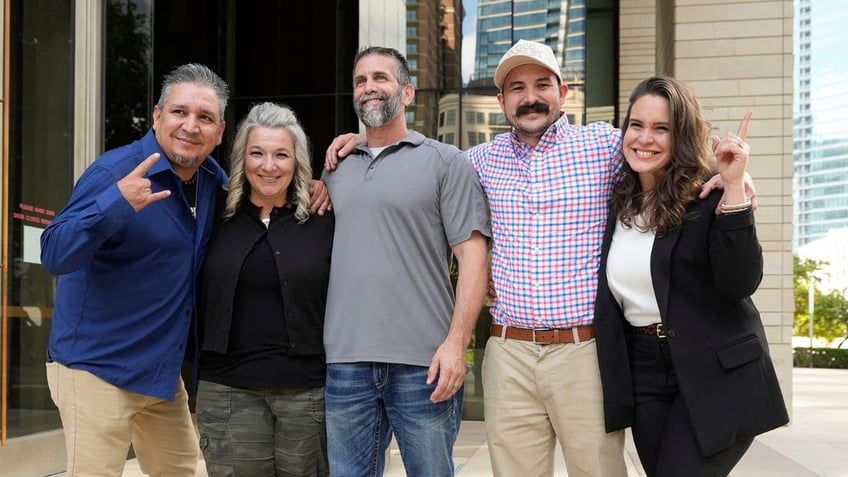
[594,76,788,476]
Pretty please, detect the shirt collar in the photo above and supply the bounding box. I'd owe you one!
[354,130,426,156]
[241,198,294,219]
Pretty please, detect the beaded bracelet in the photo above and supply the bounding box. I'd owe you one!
[720,197,752,214]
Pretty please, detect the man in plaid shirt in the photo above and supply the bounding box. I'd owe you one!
[466,40,627,477]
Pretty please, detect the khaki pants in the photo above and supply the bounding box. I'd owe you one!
[46,362,199,477]
[482,336,626,477]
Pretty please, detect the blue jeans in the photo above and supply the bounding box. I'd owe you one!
[325,363,463,477]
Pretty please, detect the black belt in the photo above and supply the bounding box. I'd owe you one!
[632,323,667,339]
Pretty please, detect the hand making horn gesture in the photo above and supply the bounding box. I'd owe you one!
[117,153,172,212]
[712,111,752,190]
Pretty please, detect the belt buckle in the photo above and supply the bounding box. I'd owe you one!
[655,323,667,339]
[531,328,552,345]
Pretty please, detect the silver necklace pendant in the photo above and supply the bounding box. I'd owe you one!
[182,172,200,220]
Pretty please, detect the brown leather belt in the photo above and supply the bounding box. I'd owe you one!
[632,323,667,338]
[490,324,595,345]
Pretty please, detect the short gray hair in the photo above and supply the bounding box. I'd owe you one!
[353,46,411,87]
[157,63,229,121]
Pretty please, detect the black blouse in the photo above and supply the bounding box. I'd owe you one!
[198,200,334,389]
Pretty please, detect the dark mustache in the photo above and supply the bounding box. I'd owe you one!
[516,102,550,116]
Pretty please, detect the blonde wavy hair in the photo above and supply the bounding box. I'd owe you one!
[223,102,313,223]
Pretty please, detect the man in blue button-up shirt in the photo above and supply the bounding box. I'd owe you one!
[41,64,229,477]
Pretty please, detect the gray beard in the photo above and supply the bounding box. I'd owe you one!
[169,153,199,168]
[359,107,391,127]
[355,91,402,127]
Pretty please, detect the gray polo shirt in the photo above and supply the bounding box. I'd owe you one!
[322,131,490,366]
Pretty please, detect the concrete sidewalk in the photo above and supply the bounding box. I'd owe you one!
[119,367,848,476]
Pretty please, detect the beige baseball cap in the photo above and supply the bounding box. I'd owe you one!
[493,39,562,90]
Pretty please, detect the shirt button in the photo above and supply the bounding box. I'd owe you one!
[275,251,281,256]
[289,343,296,349]
[282,280,288,286]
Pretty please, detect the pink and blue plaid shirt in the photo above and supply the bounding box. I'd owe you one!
[468,114,623,329]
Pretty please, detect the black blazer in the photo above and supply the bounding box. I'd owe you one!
[594,190,789,457]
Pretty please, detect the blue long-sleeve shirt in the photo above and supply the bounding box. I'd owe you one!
[41,129,227,400]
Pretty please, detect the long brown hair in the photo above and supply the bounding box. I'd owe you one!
[612,76,713,235]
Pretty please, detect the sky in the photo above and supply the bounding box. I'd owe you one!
[461,0,478,84]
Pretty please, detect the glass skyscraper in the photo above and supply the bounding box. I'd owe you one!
[793,0,848,248]
[471,0,584,86]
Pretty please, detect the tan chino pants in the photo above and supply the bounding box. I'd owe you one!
[46,362,199,477]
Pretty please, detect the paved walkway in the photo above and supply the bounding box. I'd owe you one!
[119,367,848,476]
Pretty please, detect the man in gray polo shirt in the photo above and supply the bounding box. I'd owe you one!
[321,46,490,476]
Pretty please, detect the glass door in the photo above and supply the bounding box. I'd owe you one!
[2,0,74,443]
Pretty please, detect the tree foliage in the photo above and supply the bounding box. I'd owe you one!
[794,255,848,347]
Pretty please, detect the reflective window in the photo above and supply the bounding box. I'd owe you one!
[104,0,153,152]
[403,0,617,419]
[446,109,457,126]
[4,0,75,439]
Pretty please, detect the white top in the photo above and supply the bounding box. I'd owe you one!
[368,146,388,158]
[606,217,661,327]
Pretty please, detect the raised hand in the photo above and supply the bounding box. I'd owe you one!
[712,111,752,190]
[117,153,172,212]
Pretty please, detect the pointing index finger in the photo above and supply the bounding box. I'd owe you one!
[129,152,162,178]
[736,111,752,141]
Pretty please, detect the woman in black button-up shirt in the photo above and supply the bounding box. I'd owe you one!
[196,102,334,476]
